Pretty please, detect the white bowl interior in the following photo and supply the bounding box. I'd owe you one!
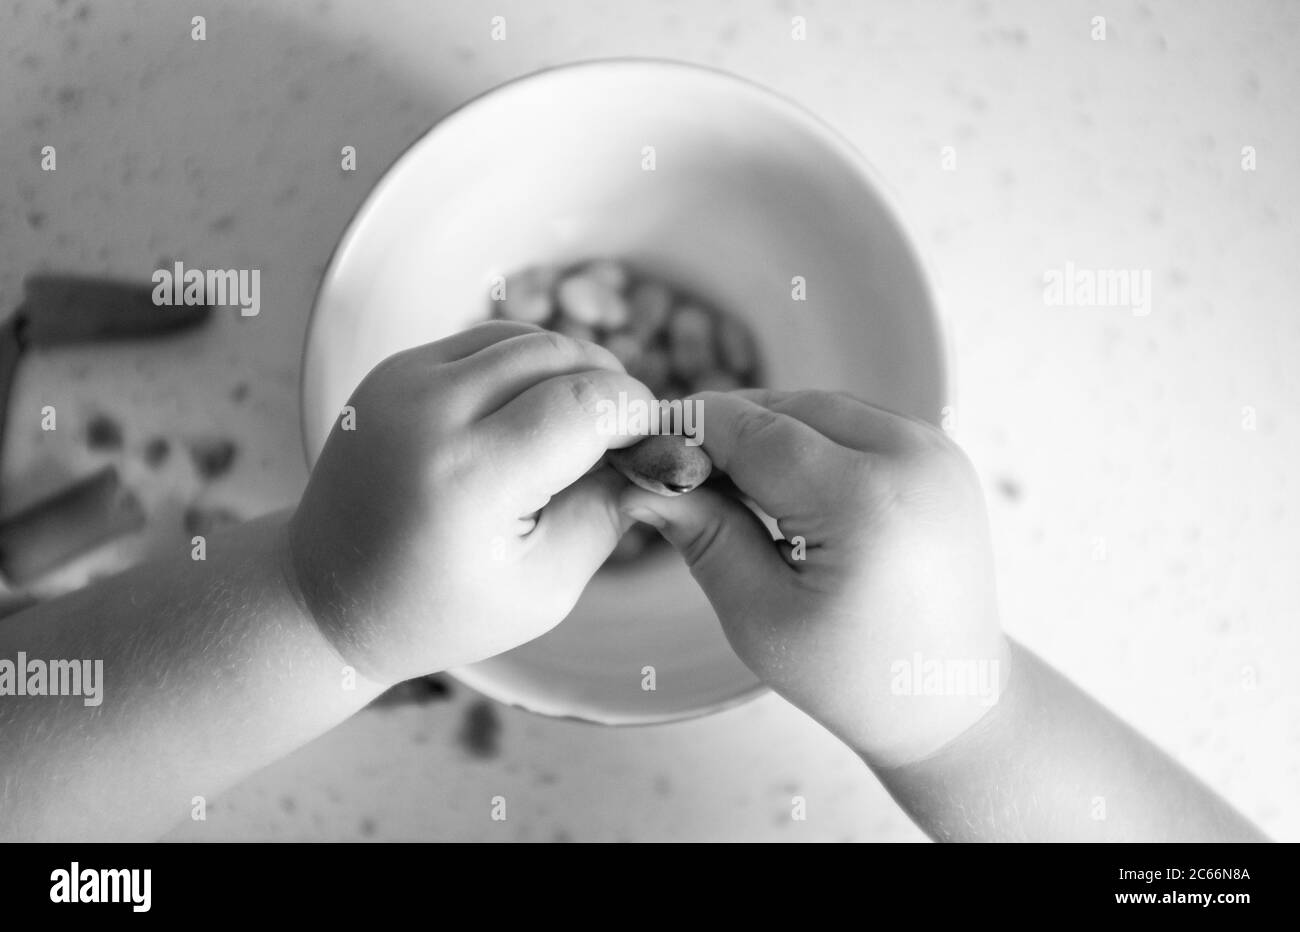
[301,61,945,724]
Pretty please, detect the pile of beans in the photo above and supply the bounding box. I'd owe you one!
[490,259,764,562]
[493,259,761,396]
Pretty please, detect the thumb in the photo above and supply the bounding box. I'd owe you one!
[619,485,788,614]
[533,466,631,582]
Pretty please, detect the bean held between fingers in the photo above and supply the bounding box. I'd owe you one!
[608,434,713,497]
[488,258,761,560]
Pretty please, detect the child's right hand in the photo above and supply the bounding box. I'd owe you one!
[620,389,1009,768]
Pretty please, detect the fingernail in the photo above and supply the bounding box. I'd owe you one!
[620,504,667,530]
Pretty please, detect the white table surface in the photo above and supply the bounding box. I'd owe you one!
[0,0,1294,841]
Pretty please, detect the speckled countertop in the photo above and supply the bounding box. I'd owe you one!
[0,0,1295,841]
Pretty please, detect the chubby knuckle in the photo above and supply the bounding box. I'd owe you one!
[498,330,575,370]
[531,328,621,372]
[561,370,607,413]
[533,329,582,358]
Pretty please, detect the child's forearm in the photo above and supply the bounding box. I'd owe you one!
[0,509,385,841]
[870,639,1267,842]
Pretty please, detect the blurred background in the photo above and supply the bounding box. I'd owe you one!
[0,0,1295,840]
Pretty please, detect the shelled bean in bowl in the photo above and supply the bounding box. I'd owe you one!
[490,259,764,563]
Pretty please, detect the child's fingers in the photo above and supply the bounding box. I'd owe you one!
[453,330,627,420]
[690,391,856,517]
[528,467,630,591]
[730,389,917,455]
[476,369,657,502]
[619,484,788,615]
[441,320,546,359]
[397,320,544,368]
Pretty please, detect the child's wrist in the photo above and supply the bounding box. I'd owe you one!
[275,509,396,693]
[850,633,1014,771]
[862,634,1017,779]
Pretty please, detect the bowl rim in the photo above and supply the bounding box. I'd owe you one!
[297,57,950,724]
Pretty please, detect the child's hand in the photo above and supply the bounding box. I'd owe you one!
[288,322,653,685]
[620,389,1009,767]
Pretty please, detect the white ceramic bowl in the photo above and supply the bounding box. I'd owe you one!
[300,60,946,724]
